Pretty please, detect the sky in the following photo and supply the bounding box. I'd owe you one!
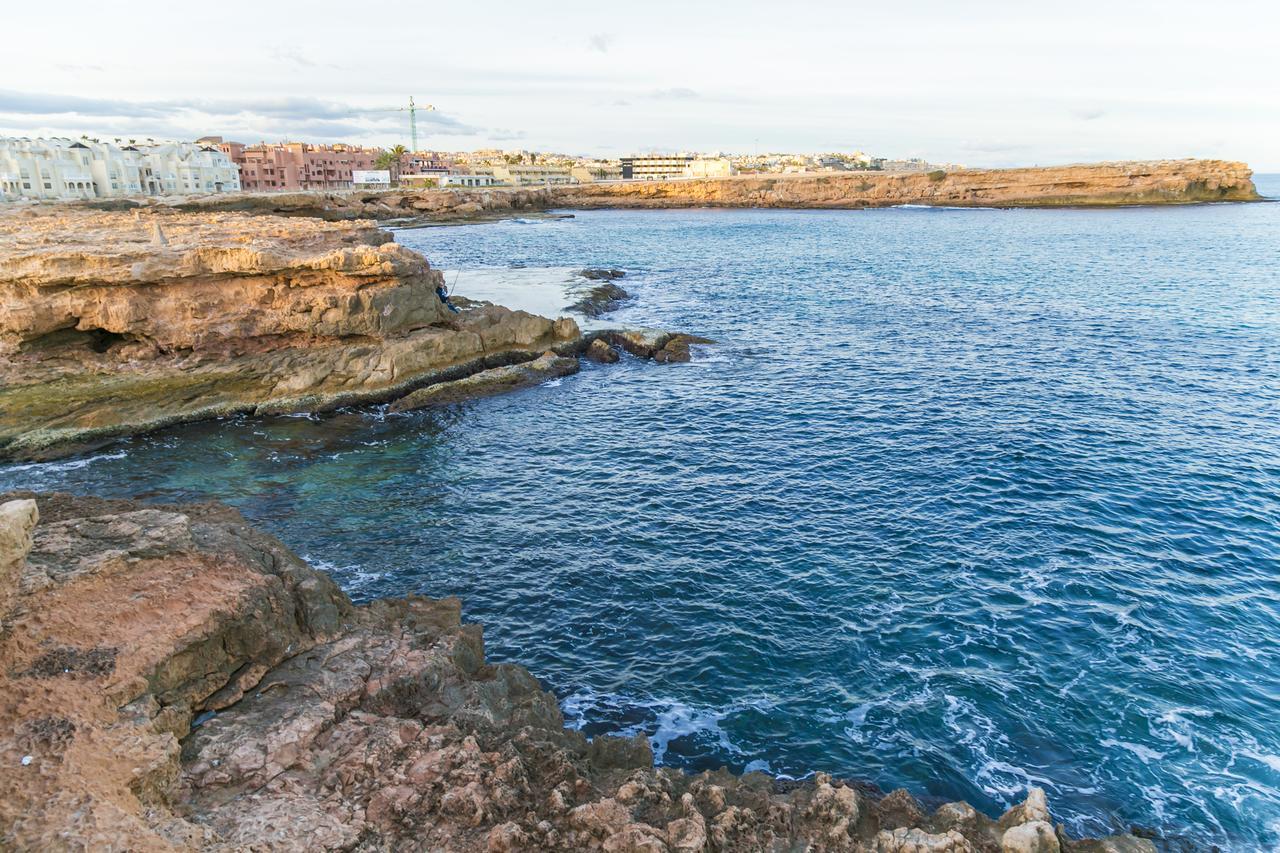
[3,0,1278,169]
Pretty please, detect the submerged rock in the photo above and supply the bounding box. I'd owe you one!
[388,352,579,411]
[568,281,632,318]
[0,491,1164,851]
[585,338,620,363]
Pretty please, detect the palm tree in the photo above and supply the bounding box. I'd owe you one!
[375,144,410,178]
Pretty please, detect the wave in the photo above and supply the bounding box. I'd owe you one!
[1,449,129,476]
[560,691,772,765]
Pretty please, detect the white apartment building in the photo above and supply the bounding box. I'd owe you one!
[0,137,241,202]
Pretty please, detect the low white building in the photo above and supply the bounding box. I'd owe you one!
[0,137,240,202]
[684,158,735,179]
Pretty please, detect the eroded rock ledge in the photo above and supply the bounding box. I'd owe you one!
[0,208,686,461]
[0,492,1154,852]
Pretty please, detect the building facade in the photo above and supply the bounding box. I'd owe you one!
[488,163,575,186]
[621,155,694,180]
[0,137,240,201]
[684,158,736,178]
[218,142,381,191]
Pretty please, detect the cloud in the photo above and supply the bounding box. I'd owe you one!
[0,90,484,142]
[1072,108,1107,121]
[55,63,104,73]
[269,48,341,70]
[648,87,700,100]
[587,33,615,53]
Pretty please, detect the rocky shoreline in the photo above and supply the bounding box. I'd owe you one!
[0,492,1157,851]
[0,207,694,461]
[148,159,1262,224]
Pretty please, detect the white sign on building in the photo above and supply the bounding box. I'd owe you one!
[352,170,391,186]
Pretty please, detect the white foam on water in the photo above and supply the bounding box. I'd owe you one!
[1244,751,1280,773]
[304,557,384,595]
[558,691,771,765]
[3,449,128,475]
[1099,738,1166,764]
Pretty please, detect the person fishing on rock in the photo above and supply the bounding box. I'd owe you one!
[436,281,460,313]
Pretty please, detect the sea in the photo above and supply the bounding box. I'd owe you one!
[6,177,1279,850]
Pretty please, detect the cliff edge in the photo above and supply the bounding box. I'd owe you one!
[0,492,1154,852]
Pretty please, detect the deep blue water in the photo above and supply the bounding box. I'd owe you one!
[6,180,1280,850]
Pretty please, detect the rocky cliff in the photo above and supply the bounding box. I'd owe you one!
[0,492,1154,852]
[0,207,666,460]
[554,160,1259,210]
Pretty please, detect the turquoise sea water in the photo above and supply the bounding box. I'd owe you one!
[6,180,1280,849]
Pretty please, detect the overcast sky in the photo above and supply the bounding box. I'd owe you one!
[3,0,1278,169]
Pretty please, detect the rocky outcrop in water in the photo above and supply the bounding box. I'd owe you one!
[553,160,1260,209]
[0,208,688,461]
[0,491,1155,852]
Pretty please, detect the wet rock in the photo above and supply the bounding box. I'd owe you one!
[579,268,626,280]
[388,352,579,412]
[586,338,620,363]
[569,281,632,317]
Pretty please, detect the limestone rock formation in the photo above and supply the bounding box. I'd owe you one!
[0,498,37,631]
[0,208,587,460]
[553,160,1260,209]
[0,492,1161,851]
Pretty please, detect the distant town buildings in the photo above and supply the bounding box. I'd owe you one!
[0,137,240,201]
[488,163,575,186]
[0,132,963,202]
[211,140,381,192]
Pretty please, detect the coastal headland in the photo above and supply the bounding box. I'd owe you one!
[165,159,1261,222]
[0,491,1156,851]
[0,207,695,461]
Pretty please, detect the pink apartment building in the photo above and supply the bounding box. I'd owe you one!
[216,141,381,191]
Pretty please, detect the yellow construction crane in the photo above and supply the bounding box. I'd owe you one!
[372,97,436,152]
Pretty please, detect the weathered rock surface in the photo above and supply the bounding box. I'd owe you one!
[585,338,621,364]
[0,492,1159,851]
[0,498,38,631]
[172,186,559,223]
[389,351,579,411]
[553,160,1260,209]
[0,208,589,460]
[568,278,632,318]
